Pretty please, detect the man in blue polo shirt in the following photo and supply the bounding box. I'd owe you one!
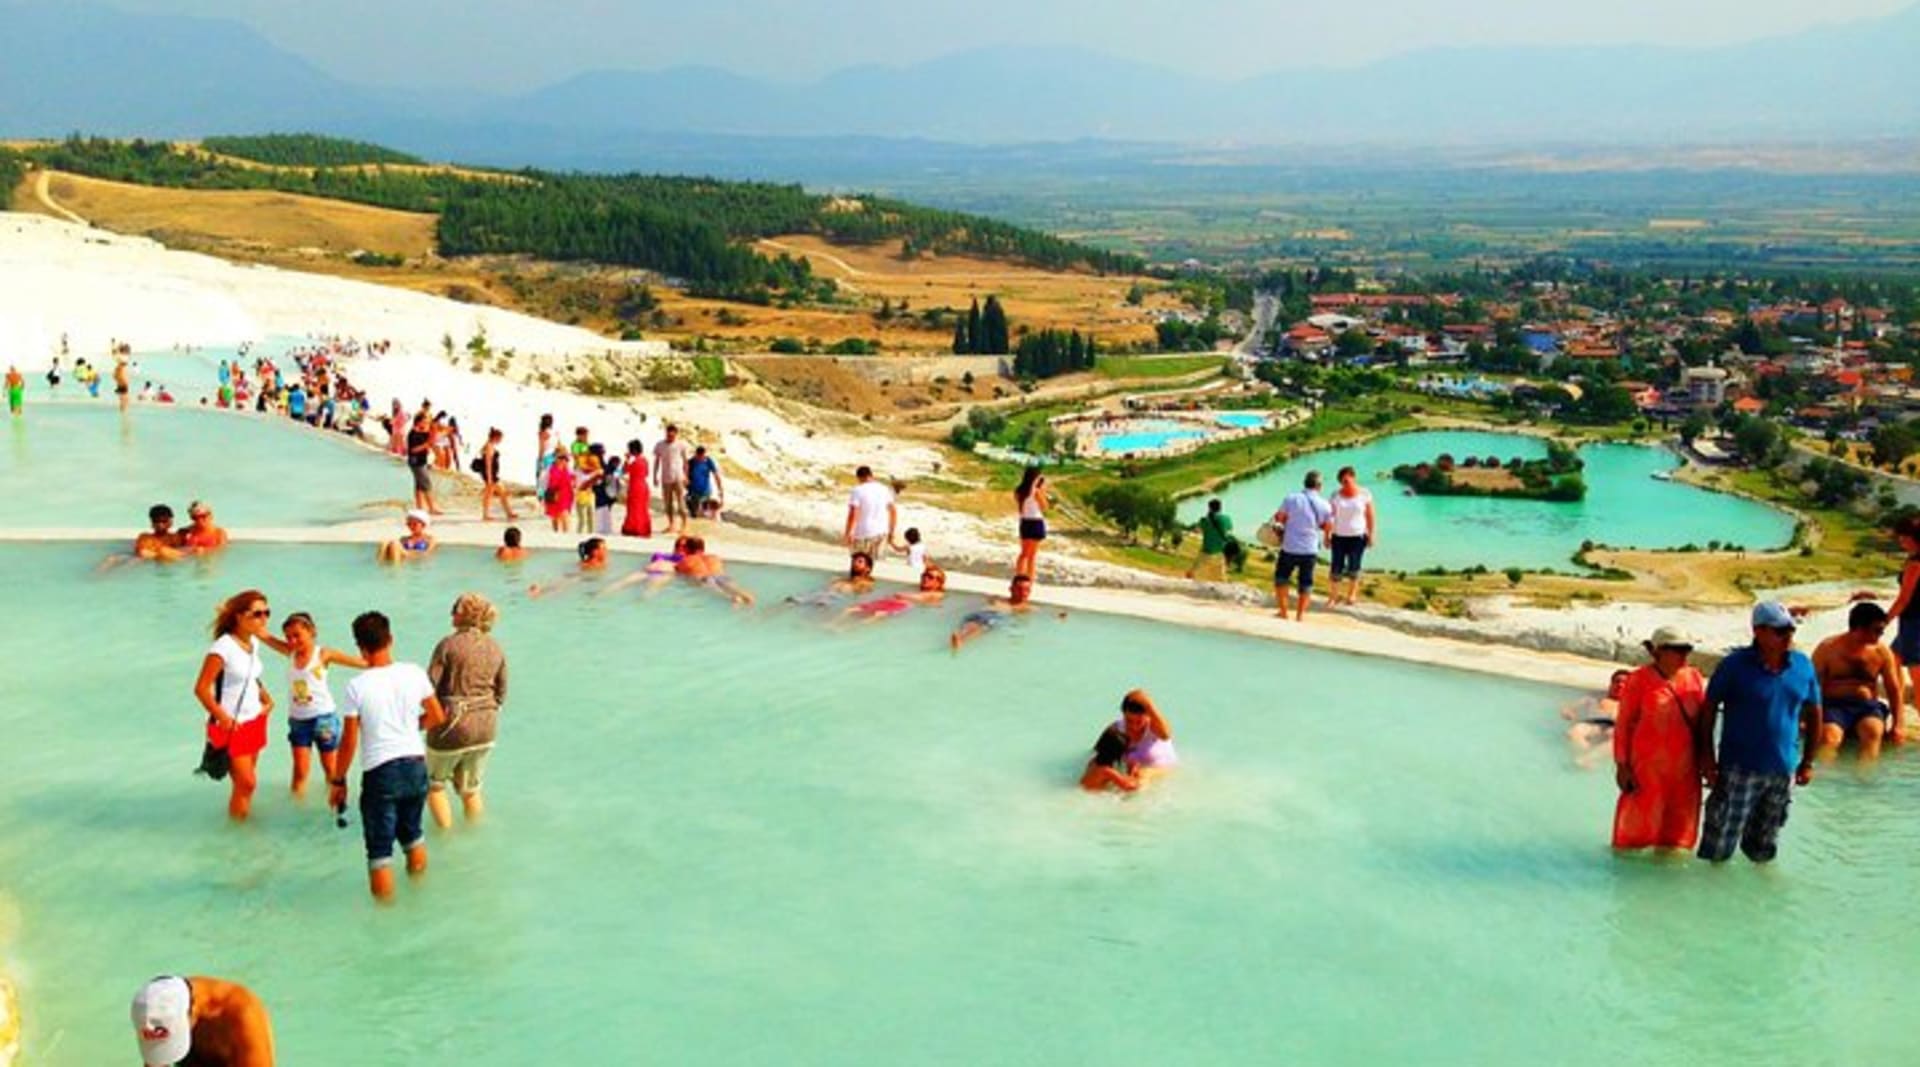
[1271,470,1333,622]
[1695,601,1824,863]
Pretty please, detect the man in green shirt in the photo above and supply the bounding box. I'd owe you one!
[1186,498,1233,581]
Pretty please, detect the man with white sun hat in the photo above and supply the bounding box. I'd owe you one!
[131,975,274,1066]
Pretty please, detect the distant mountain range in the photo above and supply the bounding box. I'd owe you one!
[2,1,1916,160]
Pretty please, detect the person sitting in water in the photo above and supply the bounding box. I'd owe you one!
[844,566,948,622]
[131,974,275,1067]
[789,552,877,607]
[376,509,437,564]
[675,536,755,606]
[1080,724,1142,793]
[178,500,230,554]
[1116,689,1177,778]
[1566,669,1630,769]
[600,536,691,597]
[1813,601,1905,760]
[495,525,527,563]
[135,503,185,562]
[947,573,1066,651]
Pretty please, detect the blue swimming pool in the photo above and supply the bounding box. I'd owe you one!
[1215,412,1268,430]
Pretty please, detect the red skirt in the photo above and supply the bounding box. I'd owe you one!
[209,715,270,761]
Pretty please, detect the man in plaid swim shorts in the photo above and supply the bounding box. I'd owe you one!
[1696,602,1824,864]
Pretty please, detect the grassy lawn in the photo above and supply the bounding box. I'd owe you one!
[1094,354,1227,379]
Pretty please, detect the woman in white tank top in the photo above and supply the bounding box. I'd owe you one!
[1014,465,1049,581]
[260,612,368,796]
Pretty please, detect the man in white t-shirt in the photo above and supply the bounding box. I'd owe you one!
[329,611,447,901]
[654,424,693,535]
[843,465,897,560]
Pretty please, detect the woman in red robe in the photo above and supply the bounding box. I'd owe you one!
[1612,626,1707,852]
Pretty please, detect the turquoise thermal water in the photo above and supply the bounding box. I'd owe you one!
[7,540,1920,1065]
[1214,412,1268,429]
[1,405,409,528]
[1095,419,1212,454]
[1181,430,1797,571]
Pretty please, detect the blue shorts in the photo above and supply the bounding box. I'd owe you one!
[1274,551,1318,592]
[1893,622,1920,665]
[359,757,428,869]
[1823,696,1889,736]
[961,610,1007,630]
[287,713,342,753]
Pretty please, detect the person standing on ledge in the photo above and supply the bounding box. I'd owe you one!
[1186,498,1233,582]
[330,611,447,901]
[1326,465,1376,607]
[1012,465,1049,581]
[654,424,692,535]
[844,465,897,563]
[406,401,440,517]
[1695,602,1823,865]
[1271,470,1333,622]
[132,975,274,1067]
[7,364,24,416]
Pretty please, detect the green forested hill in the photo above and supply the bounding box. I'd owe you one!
[8,136,1142,299]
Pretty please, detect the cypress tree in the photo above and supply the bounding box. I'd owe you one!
[982,296,1010,355]
[967,299,984,355]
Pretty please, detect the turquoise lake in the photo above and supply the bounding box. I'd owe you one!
[1181,430,1797,571]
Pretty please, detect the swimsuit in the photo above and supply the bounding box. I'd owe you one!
[961,609,1007,630]
[853,595,913,618]
[402,537,430,553]
[1115,717,1178,768]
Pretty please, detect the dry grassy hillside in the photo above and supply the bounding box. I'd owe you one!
[22,171,436,257]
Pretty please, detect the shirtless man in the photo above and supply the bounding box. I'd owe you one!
[131,975,274,1066]
[949,573,1066,651]
[1812,601,1905,759]
[675,536,755,605]
[135,504,185,562]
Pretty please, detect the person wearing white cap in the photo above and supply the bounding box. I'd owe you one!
[1611,625,1707,852]
[1811,601,1904,760]
[131,975,274,1066]
[1694,601,1824,864]
[375,509,436,564]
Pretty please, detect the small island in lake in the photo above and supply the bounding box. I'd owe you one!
[1392,439,1587,502]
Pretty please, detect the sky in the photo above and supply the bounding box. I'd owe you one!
[95,0,1916,91]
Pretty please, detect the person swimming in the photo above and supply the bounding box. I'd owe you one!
[1080,724,1142,793]
[1565,669,1630,769]
[950,574,1062,652]
[675,536,755,606]
[789,552,877,607]
[530,538,612,598]
[844,567,947,622]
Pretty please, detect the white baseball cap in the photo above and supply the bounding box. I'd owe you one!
[131,976,192,1066]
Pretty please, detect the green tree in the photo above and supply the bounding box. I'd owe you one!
[967,299,984,355]
[1086,482,1177,545]
[1872,423,1917,469]
[1733,417,1782,467]
[981,296,1010,355]
[1680,412,1710,446]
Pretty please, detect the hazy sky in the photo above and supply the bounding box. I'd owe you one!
[101,0,1915,90]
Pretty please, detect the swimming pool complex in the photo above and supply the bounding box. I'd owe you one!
[1089,411,1273,456]
[1,407,1914,1065]
[1183,430,1796,571]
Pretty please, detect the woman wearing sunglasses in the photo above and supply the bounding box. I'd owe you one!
[193,590,277,821]
[1610,625,1706,853]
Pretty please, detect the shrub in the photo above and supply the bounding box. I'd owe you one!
[769,337,806,354]
[1504,566,1524,587]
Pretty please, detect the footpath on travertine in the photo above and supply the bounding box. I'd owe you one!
[4,514,1616,691]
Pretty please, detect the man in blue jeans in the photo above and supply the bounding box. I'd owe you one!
[1695,601,1823,864]
[329,611,447,901]
[1271,470,1333,622]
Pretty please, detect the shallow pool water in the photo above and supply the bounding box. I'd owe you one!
[1095,419,1212,454]
[4,540,1918,1065]
[1,405,411,529]
[1183,430,1796,570]
[1214,412,1267,429]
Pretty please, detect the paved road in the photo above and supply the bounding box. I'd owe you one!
[1236,291,1278,358]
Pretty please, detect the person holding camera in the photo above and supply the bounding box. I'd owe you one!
[1013,465,1049,581]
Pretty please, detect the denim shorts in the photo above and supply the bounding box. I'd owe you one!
[359,756,428,869]
[287,713,342,753]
